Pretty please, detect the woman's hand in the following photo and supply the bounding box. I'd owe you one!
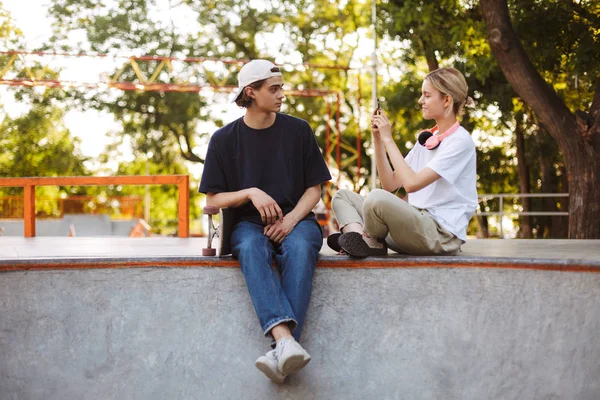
[371,111,393,144]
[371,109,381,141]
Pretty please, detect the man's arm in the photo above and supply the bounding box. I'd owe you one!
[264,184,322,243]
[206,189,252,209]
[284,184,322,227]
[207,188,283,225]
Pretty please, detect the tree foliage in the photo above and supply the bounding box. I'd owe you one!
[378,0,599,237]
[0,86,89,216]
[481,0,600,238]
[3,0,597,237]
[1,3,88,191]
[46,0,376,190]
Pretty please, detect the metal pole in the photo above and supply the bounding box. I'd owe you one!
[370,0,378,191]
[144,160,151,222]
[499,196,504,239]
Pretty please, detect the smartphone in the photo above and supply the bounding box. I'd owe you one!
[376,99,381,115]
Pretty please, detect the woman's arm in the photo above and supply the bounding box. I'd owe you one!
[372,112,441,193]
[382,139,440,193]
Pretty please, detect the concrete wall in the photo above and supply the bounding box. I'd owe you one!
[0,215,139,237]
[1,266,599,399]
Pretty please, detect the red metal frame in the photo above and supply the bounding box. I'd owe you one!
[0,51,368,212]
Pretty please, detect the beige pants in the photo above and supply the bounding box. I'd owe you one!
[331,189,462,256]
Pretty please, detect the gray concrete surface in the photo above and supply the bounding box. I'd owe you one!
[0,215,139,237]
[1,265,599,399]
[1,237,600,263]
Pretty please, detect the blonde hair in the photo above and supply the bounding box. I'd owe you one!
[425,67,475,116]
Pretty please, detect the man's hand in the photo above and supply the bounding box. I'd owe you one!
[264,214,297,243]
[248,188,283,225]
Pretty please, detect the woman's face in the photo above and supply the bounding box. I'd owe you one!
[418,79,451,120]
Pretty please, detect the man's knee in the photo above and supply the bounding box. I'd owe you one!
[284,225,321,257]
[234,234,269,258]
[287,237,319,259]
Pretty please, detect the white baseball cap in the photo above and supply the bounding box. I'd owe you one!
[232,59,282,103]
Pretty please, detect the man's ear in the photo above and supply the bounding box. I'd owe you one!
[244,86,255,99]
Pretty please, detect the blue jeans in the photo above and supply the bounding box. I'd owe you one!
[231,218,322,343]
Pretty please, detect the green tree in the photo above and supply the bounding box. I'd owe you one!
[0,4,88,184]
[379,0,592,238]
[0,1,21,45]
[379,0,523,237]
[48,0,215,165]
[47,0,375,194]
[480,0,600,238]
[0,4,89,216]
[0,88,90,216]
[0,100,88,180]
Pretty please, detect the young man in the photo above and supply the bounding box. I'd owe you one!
[199,59,331,383]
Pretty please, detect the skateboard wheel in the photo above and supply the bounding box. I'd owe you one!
[202,248,217,256]
[203,206,219,215]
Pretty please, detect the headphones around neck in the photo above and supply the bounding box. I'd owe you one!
[418,121,461,150]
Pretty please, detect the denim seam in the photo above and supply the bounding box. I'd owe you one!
[263,317,297,337]
[265,240,287,321]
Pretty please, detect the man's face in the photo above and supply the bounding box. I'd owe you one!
[247,76,285,112]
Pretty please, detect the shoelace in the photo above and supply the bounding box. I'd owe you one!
[268,349,278,361]
[275,338,290,360]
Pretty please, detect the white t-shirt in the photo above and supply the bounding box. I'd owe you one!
[404,126,477,241]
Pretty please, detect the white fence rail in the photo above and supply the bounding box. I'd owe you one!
[476,193,569,238]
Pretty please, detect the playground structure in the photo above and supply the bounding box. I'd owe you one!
[0,50,367,205]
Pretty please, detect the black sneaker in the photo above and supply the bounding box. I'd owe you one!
[326,233,342,252]
[338,232,387,258]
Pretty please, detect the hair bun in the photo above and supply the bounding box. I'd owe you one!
[465,96,476,108]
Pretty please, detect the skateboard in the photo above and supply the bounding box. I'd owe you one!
[202,206,234,256]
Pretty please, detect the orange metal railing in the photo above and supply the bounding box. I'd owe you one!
[0,195,144,219]
[0,175,189,238]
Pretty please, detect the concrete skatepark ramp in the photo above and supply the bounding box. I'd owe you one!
[1,237,599,399]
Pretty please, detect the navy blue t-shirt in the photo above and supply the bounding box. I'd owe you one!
[199,113,332,225]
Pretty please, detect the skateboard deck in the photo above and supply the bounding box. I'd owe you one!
[203,206,234,257]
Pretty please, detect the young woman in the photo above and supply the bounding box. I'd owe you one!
[330,67,478,257]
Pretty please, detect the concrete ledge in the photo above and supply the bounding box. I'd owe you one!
[1,265,599,399]
[2,253,600,273]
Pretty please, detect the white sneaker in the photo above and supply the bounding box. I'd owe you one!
[255,350,286,383]
[275,338,311,375]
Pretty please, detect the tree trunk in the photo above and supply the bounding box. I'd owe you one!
[514,113,531,238]
[532,128,568,238]
[537,135,557,237]
[423,45,439,72]
[554,163,569,237]
[480,0,600,238]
